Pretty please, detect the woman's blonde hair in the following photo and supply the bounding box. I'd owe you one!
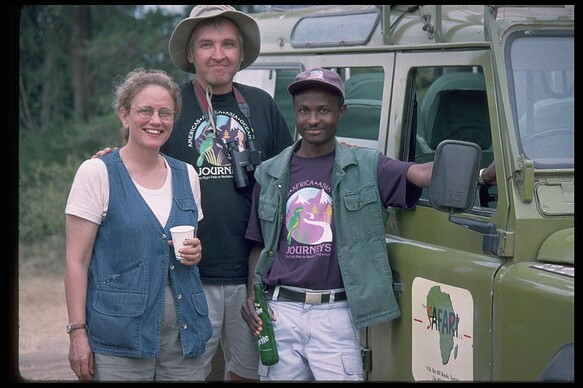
[112,68,182,142]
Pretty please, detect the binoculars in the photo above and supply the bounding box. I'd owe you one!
[225,137,262,189]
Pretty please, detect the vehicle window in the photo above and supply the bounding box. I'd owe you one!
[291,9,380,48]
[507,33,574,168]
[273,69,300,135]
[337,67,384,149]
[410,66,497,209]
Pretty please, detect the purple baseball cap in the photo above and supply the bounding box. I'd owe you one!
[288,68,345,98]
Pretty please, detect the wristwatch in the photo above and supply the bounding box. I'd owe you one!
[478,168,487,186]
[66,323,86,334]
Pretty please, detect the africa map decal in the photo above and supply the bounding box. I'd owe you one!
[411,277,474,381]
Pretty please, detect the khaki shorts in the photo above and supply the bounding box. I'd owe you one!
[202,283,260,380]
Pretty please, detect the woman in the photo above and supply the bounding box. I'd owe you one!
[64,68,212,381]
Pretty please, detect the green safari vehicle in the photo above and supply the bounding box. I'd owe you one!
[237,5,574,381]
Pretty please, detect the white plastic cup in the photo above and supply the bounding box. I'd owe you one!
[170,225,196,260]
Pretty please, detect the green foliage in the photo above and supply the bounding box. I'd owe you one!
[19,155,81,241]
[18,234,67,278]
[19,113,123,242]
[19,113,121,176]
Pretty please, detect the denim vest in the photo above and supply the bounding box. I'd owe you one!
[253,139,400,328]
[86,150,212,358]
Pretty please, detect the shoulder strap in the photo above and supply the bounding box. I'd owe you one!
[232,85,251,120]
[192,80,253,132]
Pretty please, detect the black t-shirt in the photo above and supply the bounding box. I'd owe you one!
[162,81,293,284]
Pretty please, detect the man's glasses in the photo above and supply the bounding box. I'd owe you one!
[131,106,175,121]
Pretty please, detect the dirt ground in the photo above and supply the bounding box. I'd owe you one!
[16,275,225,382]
[17,275,77,381]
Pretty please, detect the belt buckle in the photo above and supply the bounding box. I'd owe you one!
[305,292,322,304]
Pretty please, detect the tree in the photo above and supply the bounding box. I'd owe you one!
[20,5,73,133]
[71,5,92,122]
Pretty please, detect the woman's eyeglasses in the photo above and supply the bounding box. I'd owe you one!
[131,106,174,121]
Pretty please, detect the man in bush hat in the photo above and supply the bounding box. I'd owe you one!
[164,4,294,381]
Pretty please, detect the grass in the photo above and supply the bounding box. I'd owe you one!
[18,234,67,280]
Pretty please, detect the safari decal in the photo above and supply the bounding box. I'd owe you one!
[411,277,473,381]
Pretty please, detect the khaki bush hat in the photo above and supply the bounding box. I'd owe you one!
[168,5,261,74]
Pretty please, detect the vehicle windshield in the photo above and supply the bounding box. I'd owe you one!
[508,32,574,168]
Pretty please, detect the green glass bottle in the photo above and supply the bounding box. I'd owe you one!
[253,283,279,366]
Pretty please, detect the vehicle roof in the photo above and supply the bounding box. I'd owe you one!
[253,5,575,53]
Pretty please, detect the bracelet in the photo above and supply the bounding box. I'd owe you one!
[478,168,486,186]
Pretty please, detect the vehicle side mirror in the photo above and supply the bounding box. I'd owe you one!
[429,140,481,213]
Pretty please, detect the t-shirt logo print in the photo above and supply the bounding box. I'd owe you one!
[285,188,333,245]
[195,115,246,167]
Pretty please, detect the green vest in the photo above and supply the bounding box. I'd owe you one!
[254,139,401,328]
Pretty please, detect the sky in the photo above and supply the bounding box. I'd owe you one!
[143,5,188,14]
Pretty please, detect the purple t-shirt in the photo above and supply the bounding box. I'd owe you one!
[246,151,418,290]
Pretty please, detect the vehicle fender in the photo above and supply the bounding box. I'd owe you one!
[537,228,574,265]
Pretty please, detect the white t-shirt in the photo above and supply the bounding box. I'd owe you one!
[65,157,203,227]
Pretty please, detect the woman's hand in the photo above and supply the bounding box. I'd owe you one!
[169,237,203,265]
[68,330,94,381]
